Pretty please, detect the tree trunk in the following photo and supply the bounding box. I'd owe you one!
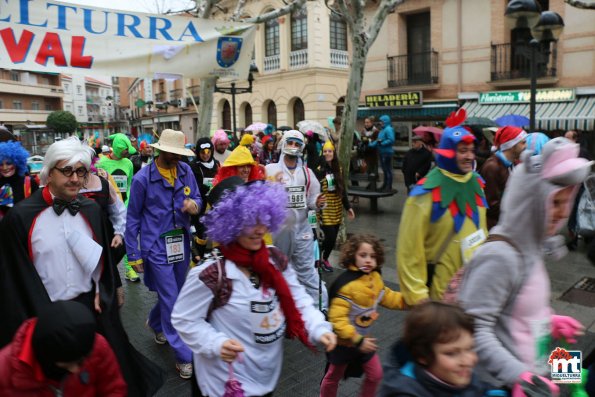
[338,38,367,185]
[197,76,217,138]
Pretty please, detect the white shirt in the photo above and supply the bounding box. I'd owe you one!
[172,256,331,397]
[214,149,231,164]
[30,206,102,301]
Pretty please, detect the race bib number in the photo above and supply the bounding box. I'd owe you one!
[250,299,285,344]
[164,231,185,264]
[460,229,487,264]
[112,175,128,193]
[286,186,306,209]
[203,177,214,188]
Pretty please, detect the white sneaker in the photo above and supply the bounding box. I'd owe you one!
[176,362,193,379]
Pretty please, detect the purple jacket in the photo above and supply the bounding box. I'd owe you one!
[125,161,201,264]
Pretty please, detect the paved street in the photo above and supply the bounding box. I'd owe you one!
[120,174,595,396]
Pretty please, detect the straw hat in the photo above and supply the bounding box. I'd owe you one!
[150,129,195,156]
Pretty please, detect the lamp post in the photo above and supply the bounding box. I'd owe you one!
[214,64,258,134]
[505,0,564,132]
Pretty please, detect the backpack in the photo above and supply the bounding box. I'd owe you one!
[442,234,522,304]
[198,247,288,320]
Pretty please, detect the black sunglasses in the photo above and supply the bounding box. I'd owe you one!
[53,166,88,178]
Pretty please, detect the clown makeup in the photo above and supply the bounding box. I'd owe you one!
[354,243,377,273]
[237,224,268,251]
[0,160,16,178]
[237,164,251,182]
[456,142,475,174]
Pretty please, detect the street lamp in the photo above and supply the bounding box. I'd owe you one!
[214,64,258,134]
[505,0,564,132]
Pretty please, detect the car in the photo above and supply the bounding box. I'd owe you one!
[27,155,44,175]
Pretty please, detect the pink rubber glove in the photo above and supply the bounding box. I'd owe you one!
[512,372,559,397]
[551,315,584,343]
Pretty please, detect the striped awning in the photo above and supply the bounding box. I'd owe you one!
[463,95,595,131]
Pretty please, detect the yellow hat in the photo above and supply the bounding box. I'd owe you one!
[223,146,256,167]
[239,134,254,146]
[323,140,335,151]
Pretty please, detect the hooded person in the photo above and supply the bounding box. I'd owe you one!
[212,145,265,186]
[397,109,488,305]
[368,115,396,192]
[172,180,336,397]
[258,134,279,165]
[265,130,329,310]
[0,301,127,395]
[212,129,232,164]
[458,137,593,396]
[480,126,528,229]
[189,137,221,260]
[97,133,136,204]
[0,141,39,219]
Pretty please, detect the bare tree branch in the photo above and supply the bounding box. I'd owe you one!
[564,0,595,9]
[231,0,249,21]
[243,0,306,23]
[196,0,218,18]
[335,0,356,30]
[365,0,404,51]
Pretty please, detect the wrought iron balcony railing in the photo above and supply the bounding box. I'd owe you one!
[491,42,558,81]
[387,50,438,87]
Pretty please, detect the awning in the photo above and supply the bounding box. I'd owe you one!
[463,96,595,131]
[358,102,458,121]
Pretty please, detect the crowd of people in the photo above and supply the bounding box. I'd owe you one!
[0,112,593,397]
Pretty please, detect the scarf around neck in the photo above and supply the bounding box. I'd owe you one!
[219,242,314,350]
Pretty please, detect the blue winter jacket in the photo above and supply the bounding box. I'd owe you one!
[369,115,395,155]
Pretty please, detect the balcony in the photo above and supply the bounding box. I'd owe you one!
[170,88,182,100]
[387,50,439,88]
[264,55,280,72]
[289,49,308,70]
[0,79,64,98]
[155,92,166,102]
[491,42,558,82]
[330,49,349,68]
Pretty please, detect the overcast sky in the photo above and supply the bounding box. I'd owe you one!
[60,0,195,14]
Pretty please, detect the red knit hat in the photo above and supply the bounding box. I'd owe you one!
[493,126,527,151]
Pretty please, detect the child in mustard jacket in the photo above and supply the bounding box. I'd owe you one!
[320,234,405,397]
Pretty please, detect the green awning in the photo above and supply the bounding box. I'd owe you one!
[358,102,458,121]
[462,96,595,131]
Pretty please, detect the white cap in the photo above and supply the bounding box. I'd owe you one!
[101,145,110,153]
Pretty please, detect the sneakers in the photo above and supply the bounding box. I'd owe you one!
[321,259,334,272]
[176,362,193,380]
[154,332,167,345]
[125,268,140,282]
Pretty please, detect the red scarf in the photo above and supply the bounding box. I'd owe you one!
[219,242,314,350]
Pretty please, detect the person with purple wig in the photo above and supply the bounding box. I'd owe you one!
[172,180,337,397]
[0,141,38,219]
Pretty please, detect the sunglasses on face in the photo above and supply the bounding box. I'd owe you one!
[53,166,89,178]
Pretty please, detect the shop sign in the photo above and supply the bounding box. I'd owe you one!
[365,92,423,108]
[479,88,575,104]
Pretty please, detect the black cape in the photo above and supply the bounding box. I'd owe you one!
[0,188,164,396]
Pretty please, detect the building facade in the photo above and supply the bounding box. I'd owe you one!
[360,0,595,150]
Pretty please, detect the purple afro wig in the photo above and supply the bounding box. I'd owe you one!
[203,181,287,245]
[0,141,30,177]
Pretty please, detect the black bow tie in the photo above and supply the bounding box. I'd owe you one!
[53,198,81,216]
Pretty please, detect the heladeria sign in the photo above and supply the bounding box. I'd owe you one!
[365,91,423,108]
[479,88,575,104]
[0,0,256,80]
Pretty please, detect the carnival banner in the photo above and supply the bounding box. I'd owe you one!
[0,0,256,80]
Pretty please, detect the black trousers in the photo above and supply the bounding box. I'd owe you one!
[321,225,340,260]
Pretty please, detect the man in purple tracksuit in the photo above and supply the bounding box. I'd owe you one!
[125,129,201,379]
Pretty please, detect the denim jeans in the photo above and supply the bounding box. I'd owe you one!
[380,153,393,189]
